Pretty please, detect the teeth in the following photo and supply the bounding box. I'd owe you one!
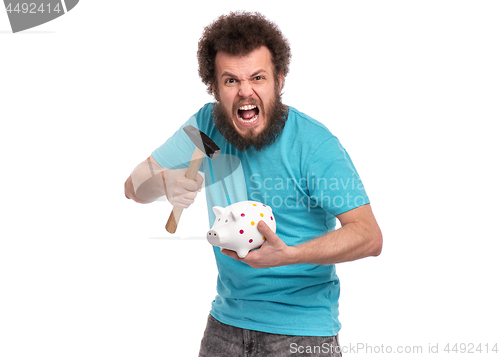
[237,114,259,124]
[238,104,257,111]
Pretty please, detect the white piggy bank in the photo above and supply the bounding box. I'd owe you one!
[207,201,277,258]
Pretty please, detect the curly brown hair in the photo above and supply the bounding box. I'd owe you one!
[197,11,292,96]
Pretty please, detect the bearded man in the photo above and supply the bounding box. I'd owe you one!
[124,11,382,357]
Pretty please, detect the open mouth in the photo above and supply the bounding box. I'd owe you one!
[237,104,260,125]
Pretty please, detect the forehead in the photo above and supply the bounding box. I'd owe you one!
[215,46,273,77]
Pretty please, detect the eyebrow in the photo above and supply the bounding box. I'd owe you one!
[220,69,268,79]
[250,69,268,77]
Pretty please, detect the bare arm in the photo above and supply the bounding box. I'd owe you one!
[289,204,382,265]
[221,204,382,268]
[124,156,167,204]
[124,156,204,206]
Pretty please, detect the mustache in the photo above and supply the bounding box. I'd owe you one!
[212,90,288,152]
[232,98,264,115]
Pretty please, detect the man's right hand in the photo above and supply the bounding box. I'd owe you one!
[162,168,204,209]
[124,156,203,208]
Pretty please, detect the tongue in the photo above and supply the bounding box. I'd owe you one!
[240,109,257,120]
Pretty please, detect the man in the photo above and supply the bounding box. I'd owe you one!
[125,11,382,357]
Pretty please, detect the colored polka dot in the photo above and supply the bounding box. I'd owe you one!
[239,230,244,234]
[262,236,266,240]
[241,213,245,217]
[260,213,264,217]
[253,204,257,206]
[263,204,266,207]
[270,216,273,220]
[249,239,253,243]
[251,221,255,226]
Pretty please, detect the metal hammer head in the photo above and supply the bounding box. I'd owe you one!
[183,125,221,159]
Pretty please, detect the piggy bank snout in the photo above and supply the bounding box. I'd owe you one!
[207,229,220,246]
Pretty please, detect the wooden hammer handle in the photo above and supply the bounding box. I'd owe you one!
[165,147,205,233]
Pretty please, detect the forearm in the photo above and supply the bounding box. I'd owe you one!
[125,157,167,204]
[134,174,166,203]
[289,219,382,265]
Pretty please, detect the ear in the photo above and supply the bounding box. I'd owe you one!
[230,210,240,222]
[211,81,220,101]
[213,206,223,217]
[277,72,284,92]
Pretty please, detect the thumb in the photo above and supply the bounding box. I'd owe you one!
[196,173,204,192]
[257,221,274,240]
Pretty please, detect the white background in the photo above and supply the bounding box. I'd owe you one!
[1,1,499,356]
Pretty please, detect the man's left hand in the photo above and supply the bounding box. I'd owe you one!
[221,221,297,269]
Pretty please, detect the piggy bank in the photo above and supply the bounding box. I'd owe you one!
[206,201,276,258]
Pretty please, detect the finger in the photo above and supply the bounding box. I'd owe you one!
[176,183,202,195]
[181,176,203,192]
[170,202,189,209]
[196,174,204,191]
[257,221,279,243]
[257,220,272,235]
[174,199,193,207]
[170,200,190,209]
[174,195,196,206]
[221,249,241,260]
[179,190,198,200]
[169,191,196,204]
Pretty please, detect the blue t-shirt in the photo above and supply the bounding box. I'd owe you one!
[152,103,369,336]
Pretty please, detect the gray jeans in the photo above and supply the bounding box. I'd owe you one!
[199,314,342,357]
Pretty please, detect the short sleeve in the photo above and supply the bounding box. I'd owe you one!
[151,115,200,170]
[305,136,370,216]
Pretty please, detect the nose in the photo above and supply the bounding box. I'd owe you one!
[206,230,220,246]
[238,80,254,98]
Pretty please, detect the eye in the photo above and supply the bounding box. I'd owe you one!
[225,219,228,223]
[225,78,237,86]
[254,75,263,81]
[218,218,221,221]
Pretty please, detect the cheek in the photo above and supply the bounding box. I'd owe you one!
[219,88,236,103]
[223,94,234,108]
[256,87,275,105]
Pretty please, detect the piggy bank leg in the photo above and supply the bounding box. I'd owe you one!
[236,250,249,258]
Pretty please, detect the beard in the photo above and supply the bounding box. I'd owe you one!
[212,88,289,151]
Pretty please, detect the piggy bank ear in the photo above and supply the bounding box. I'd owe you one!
[213,206,223,217]
[230,210,240,222]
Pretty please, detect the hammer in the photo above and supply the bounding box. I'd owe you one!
[164,125,220,233]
